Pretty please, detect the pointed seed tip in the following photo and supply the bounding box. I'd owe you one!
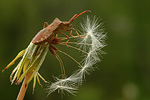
[45,81,49,83]
[32,88,35,94]
[40,84,43,87]
[2,68,7,73]
[15,80,20,85]
[2,70,5,73]
[86,10,91,13]
[11,80,14,85]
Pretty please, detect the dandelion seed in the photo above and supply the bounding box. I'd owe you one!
[46,76,79,96]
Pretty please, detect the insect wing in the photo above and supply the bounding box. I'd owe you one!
[32,18,62,44]
[32,28,52,44]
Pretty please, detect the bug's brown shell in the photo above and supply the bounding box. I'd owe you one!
[32,18,62,45]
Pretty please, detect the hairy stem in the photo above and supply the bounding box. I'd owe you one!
[17,72,33,100]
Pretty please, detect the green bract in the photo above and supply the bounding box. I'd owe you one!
[4,42,49,90]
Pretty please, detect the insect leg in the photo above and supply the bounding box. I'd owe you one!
[49,44,58,56]
[59,32,70,47]
[36,43,48,55]
[43,22,49,28]
[65,28,83,38]
[69,30,73,37]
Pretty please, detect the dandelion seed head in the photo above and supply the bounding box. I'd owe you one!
[79,16,106,51]
[46,15,107,96]
[73,15,106,80]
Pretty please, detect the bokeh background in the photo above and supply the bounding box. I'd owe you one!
[0,0,150,100]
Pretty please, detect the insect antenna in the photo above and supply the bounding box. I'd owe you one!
[69,14,77,23]
[69,10,91,23]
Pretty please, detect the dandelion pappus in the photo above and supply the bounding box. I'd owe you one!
[32,10,91,55]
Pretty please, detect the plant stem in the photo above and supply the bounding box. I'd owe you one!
[17,72,32,100]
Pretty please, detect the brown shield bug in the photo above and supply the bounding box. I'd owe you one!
[32,10,91,55]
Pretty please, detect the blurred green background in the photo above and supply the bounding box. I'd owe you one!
[0,0,150,100]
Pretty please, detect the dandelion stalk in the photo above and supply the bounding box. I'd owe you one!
[17,72,32,100]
